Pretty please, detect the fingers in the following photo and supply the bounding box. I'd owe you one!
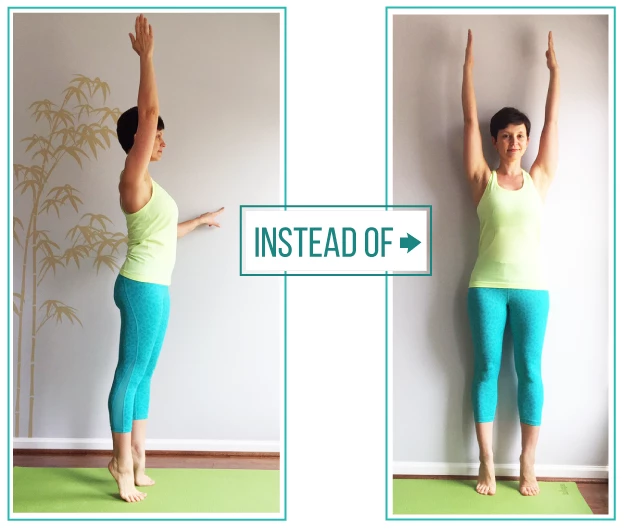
[215,207,225,214]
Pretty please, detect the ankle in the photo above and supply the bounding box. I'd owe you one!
[111,456,133,473]
[520,452,536,464]
[131,444,144,455]
[479,452,494,463]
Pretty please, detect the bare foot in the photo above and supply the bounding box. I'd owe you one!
[132,447,155,487]
[519,454,540,496]
[476,455,496,495]
[108,457,147,502]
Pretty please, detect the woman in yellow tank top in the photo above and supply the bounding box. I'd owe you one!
[462,30,560,497]
[106,15,224,503]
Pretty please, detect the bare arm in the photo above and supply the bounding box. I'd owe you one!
[531,31,560,193]
[120,14,159,214]
[462,30,490,186]
[177,208,225,239]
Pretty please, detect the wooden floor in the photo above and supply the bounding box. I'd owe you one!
[13,450,279,470]
[393,475,609,515]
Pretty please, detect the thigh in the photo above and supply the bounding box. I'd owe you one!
[468,287,508,355]
[508,289,550,354]
[115,276,168,358]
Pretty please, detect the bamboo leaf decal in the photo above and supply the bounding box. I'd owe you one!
[93,107,121,126]
[21,135,52,154]
[15,73,123,438]
[75,103,93,121]
[63,244,92,268]
[13,292,23,317]
[40,185,83,216]
[54,145,87,168]
[82,213,113,231]
[15,180,39,196]
[38,255,65,285]
[13,217,24,247]
[37,300,83,333]
[77,124,106,158]
[94,254,118,273]
[62,85,88,105]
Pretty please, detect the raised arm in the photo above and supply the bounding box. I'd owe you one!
[531,31,559,196]
[120,14,159,214]
[462,30,490,188]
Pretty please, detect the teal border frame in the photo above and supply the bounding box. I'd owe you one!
[239,205,433,277]
[384,5,616,521]
[7,6,287,521]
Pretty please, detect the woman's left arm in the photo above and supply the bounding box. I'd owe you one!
[178,207,224,238]
[531,31,560,194]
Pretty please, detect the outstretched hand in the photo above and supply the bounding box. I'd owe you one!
[198,207,225,228]
[129,14,154,58]
[465,29,474,68]
[546,31,558,70]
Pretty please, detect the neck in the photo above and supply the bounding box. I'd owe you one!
[496,159,522,177]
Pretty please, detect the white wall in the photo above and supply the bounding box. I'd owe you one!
[12,12,282,448]
[392,14,610,473]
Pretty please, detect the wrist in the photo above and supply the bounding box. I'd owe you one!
[139,52,154,61]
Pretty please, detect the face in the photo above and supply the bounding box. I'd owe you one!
[492,123,528,161]
[150,129,166,161]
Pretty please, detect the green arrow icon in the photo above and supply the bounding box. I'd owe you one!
[400,233,421,253]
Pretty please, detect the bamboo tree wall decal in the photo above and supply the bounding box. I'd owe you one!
[13,75,127,437]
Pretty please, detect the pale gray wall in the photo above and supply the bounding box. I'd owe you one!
[12,12,281,443]
[393,15,609,466]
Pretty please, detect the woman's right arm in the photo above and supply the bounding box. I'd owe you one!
[462,30,490,190]
[120,14,159,214]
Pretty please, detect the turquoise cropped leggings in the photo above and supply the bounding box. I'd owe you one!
[468,287,549,426]
[108,274,170,433]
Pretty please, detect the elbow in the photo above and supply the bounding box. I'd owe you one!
[138,106,159,121]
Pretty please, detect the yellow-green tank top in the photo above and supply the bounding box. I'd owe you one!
[469,170,546,289]
[119,176,178,286]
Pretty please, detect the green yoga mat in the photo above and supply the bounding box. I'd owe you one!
[393,479,593,515]
[13,467,280,514]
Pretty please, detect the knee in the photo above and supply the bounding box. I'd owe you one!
[474,360,500,383]
[517,361,542,385]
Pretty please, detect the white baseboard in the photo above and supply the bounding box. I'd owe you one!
[393,461,608,479]
[13,438,280,453]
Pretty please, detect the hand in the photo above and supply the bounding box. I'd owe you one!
[546,31,558,71]
[198,207,225,228]
[464,29,474,68]
[129,14,154,58]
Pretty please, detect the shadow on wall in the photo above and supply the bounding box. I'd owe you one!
[13,75,126,438]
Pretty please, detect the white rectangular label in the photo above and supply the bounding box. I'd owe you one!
[242,208,430,273]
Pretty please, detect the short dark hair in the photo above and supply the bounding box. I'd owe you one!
[116,106,165,154]
[489,107,530,140]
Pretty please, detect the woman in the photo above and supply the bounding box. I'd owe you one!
[107,14,224,503]
[462,30,559,497]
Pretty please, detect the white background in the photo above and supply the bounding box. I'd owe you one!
[243,209,429,271]
[0,1,626,531]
